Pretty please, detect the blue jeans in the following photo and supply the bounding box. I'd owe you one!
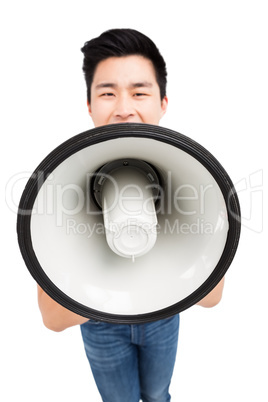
[80,315,180,402]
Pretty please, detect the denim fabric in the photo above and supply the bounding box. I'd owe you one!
[80,315,180,402]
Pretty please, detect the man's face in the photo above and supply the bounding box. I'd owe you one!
[88,55,168,127]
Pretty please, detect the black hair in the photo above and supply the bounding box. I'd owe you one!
[81,28,167,103]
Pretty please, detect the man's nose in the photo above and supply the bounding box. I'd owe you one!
[114,95,135,120]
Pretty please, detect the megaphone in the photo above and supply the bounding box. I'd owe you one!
[17,123,241,324]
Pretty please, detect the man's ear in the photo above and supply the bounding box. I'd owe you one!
[160,96,168,118]
[87,100,92,116]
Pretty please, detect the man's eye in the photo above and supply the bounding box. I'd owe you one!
[101,93,115,97]
[134,93,147,97]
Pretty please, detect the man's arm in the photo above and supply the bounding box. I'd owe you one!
[37,285,89,332]
[196,277,225,308]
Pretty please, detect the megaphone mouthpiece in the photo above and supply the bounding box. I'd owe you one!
[95,159,159,259]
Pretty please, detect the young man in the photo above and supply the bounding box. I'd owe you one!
[38,29,225,402]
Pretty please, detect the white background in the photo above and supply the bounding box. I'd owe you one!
[1,1,267,401]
